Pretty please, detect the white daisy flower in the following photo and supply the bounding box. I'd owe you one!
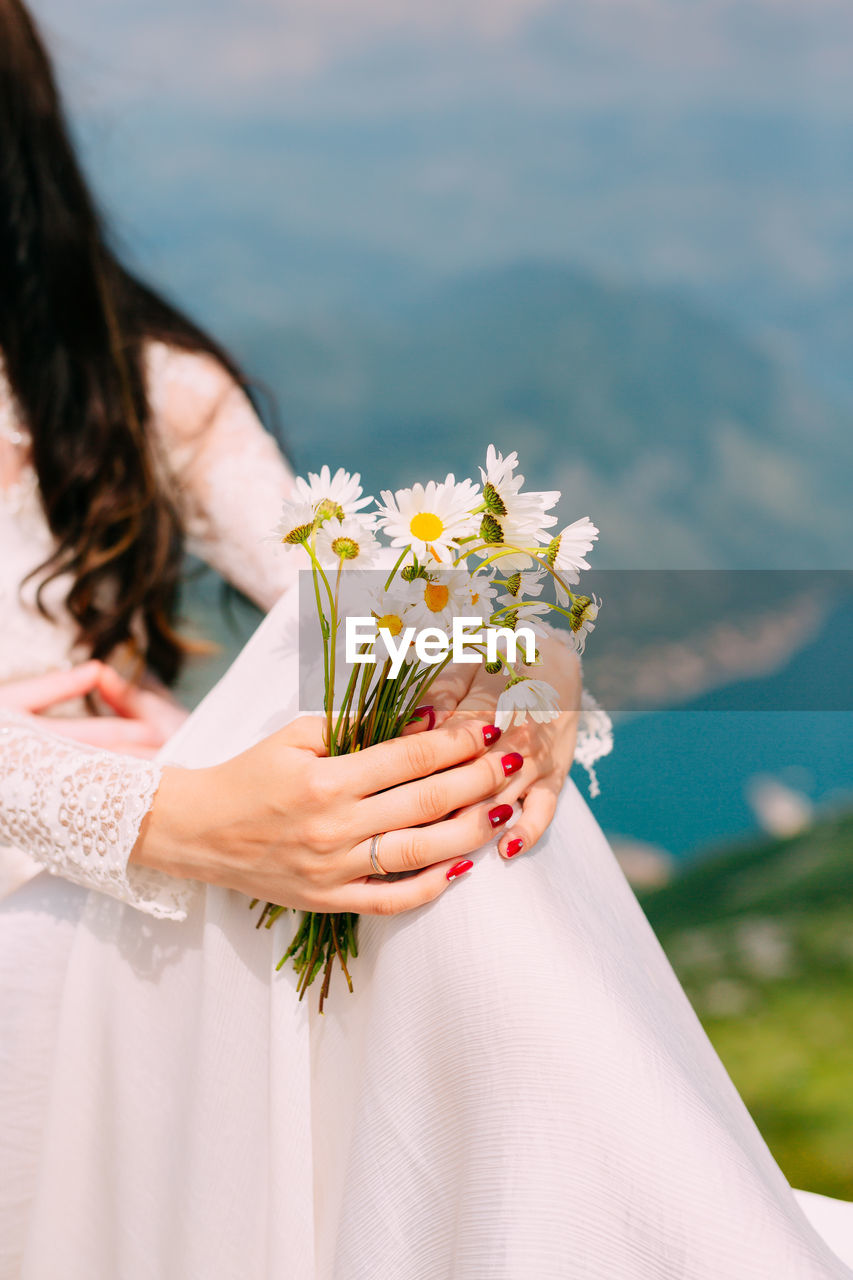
[492,600,550,633]
[548,517,599,600]
[292,465,374,521]
[494,567,546,605]
[488,568,549,640]
[330,586,418,679]
[466,574,498,621]
[495,676,561,730]
[401,570,496,633]
[314,516,382,570]
[476,445,560,568]
[361,587,417,674]
[366,586,417,639]
[376,475,480,564]
[275,498,318,545]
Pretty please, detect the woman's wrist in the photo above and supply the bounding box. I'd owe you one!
[130,765,217,884]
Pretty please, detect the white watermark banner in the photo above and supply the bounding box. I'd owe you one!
[296,568,853,714]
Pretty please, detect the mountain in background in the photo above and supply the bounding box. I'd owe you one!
[640,809,853,1197]
[232,261,852,570]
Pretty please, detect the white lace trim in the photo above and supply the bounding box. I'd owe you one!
[0,710,194,920]
[574,685,614,799]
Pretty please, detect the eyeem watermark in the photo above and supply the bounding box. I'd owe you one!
[345,615,537,679]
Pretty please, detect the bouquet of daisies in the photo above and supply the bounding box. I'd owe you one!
[253,446,600,1009]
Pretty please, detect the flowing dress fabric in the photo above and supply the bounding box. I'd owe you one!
[2,587,853,1279]
[2,350,853,1277]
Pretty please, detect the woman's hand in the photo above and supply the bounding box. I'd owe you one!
[131,714,514,917]
[421,633,582,861]
[0,661,188,757]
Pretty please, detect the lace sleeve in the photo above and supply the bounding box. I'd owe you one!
[540,620,614,798]
[0,711,194,920]
[146,341,301,610]
[573,680,614,799]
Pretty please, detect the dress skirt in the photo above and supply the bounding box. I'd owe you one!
[2,589,852,1279]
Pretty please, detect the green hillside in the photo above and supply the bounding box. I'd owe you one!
[640,811,853,1197]
[237,261,852,570]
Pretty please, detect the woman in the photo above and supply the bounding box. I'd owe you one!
[0,0,577,905]
[0,3,851,1276]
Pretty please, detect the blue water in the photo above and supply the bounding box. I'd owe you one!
[580,597,853,861]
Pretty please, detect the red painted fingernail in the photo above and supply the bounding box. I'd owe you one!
[483,724,501,745]
[446,859,474,880]
[501,751,523,777]
[506,838,524,858]
[412,705,435,730]
[488,803,513,828]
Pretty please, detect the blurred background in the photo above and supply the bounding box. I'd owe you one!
[32,0,852,1192]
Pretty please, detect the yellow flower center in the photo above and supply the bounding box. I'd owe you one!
[376,612,404,637]
[409,512,444,543]
[424,582,450,613]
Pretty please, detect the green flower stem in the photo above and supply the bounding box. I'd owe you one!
[370,670,396,742]
[311,561,330,703]
[540,602,585,626]
[456,542,578,606]
[326,560,345,754]
[329,915,352,992]
[363,658,392,747]
[333,657,363,750]
[383,546,410,591]
[396,652,454,727]
[349,661,375,752]
[393,655,421,704]
[305,537,336,720]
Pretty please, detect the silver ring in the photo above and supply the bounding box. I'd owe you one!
[370,833,390,877]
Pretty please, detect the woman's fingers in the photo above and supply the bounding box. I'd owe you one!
[495,778,560,860]
[334,717,500,795]
[324,853,475,917]
[84,662,137,715]
[346,797,513,879]
[359,740,519,836]
[0,662,188,752]
[0,661,105,712]
[90,664,157,719]
[92,665,189,737]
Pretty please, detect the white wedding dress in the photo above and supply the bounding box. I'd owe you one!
[1,345,852,1279]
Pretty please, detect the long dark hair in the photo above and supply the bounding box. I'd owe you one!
[0,0,251,685]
